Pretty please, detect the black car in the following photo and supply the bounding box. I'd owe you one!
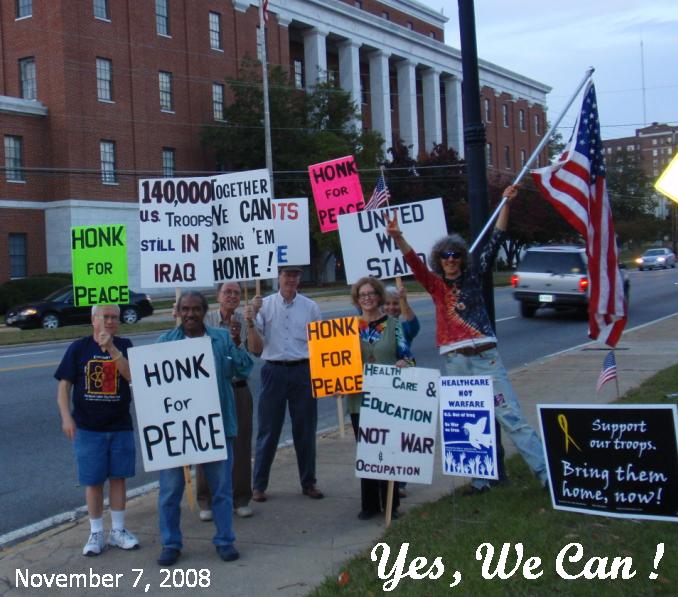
[5,287,154,329]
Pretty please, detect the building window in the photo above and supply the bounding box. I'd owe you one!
[294,60,303,90]
[93,0,109,20]
[212,83,225,120]
[382,11,390,20]
[520,149,527,167]
[652,139,657,145]
[353,0,362,8]
[534,114,541,135]
[502,104,509,127]
[627,144,635,151]
[9,233,28,278]
[483,98,491,122]
[156,0,169,36]
[16,0,31,18]
[19,57,36,100]
[159,71,173,111]
[4,136,24,182]
[96,58,112,101]
[519,109,526,132]
[406,21,414,30]
[486,142,493,166]
[652,149,658,157]
[162,148,175,176]
[428,31,436,39]
[209,12,222,50]
[100,140,116,183]
[504,145,511,168]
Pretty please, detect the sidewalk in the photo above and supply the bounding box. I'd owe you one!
[1,315,677,596]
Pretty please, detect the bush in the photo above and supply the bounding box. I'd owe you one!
[0,273,72,315]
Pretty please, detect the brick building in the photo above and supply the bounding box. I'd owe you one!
[0,0,550,286]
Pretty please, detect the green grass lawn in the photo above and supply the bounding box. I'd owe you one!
[311,366,678,596]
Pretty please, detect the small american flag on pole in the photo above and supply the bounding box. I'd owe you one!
[531,82,627,347]
[364,174,391,210]
[596,350,617,392]
[262,0,269,23]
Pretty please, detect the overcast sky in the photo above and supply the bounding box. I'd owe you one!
[423,0,678,140]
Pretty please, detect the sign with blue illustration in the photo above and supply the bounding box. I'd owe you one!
[439,376,497,480]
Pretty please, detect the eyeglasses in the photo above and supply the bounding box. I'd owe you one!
[358,291,378,300]
[96,314,119,322]
[440,250,463,260]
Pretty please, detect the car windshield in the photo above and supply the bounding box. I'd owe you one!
[519,252,586,274]
[644,249,665,256]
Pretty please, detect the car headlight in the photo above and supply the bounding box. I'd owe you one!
[20,308,38,316]
[657,257,665,262]
[635,258,642,264]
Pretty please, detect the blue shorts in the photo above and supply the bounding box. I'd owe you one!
[74,429,136,487]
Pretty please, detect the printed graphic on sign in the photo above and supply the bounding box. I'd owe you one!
[539,404,678,521]
[439,376,498,480]
[272,197,310,266]
[212,169,277,282]
[307,317,362,398]
[138,176,214,288]
[71,224,129,307]
[356,364,439,484]
[308,155,364,232]
[128,338,228,472]
[338,198,447,283]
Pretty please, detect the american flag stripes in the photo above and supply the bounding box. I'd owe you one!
[531,82,627,347]
[364,174,391,210]
[262,0,269,23]
[596,350,617,392]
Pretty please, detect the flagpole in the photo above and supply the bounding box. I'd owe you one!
[469,66,595,254]
[259,0,272,297]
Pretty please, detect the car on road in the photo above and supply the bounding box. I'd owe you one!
[511,245,629,318]
[5,287,154,329]
[635,248,676,270]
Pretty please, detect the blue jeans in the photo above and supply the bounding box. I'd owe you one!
[253,361,317,491]
[444,348,547,489]
[158,440,235,550]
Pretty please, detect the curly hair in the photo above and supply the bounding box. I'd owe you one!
[177,290,209,314]
[429,234,468,276]
[350,276,386,309]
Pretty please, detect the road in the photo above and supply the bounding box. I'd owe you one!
[1,267,676,539]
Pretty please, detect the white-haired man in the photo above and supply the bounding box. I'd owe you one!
[56,304,139,556]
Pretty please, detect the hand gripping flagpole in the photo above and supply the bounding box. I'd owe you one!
[469,66,595,254]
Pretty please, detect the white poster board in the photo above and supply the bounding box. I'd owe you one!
[356,364,439,484]
[337,198,447,284]
[272,197,310,266]
[439,376,498,480]
[128,338,228,472]
[138,176,214,288]
[212,169,278,282]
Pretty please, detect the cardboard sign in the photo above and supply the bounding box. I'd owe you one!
[439,376,498,480]
[539,404,678,521]
[71,224,129,307]
[308,155,364,232]
[272,197,310,266]
[338,198,448,284]
[212,169,278,282]
[307,317,362,398]
[128,338,228,472]
[138,175,214,288]
[655,153,678,204]
[355,364,439,484]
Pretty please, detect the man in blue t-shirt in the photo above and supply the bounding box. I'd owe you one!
[55,304,139,557]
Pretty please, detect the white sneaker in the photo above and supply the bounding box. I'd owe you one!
[199,509,213,521]
[108,529,140,550]
[235,505,253,518]
[83,531,105,556]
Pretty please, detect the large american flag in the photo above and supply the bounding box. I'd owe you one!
[596,350,617,392]
[531,82,627,347]
[364,174,391,210]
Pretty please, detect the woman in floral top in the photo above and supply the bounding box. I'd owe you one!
[348,276,413,520]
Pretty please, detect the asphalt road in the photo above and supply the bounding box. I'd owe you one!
[1,267,676,539]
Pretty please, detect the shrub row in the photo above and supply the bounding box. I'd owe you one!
[0,274,72,315]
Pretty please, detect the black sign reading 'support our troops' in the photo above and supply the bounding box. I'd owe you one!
[539,404,678,521]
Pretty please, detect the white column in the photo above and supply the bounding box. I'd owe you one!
[303,28,327,89]
[444,75,464,158]
[396,59,418,158]
[422,68,442,152]
[338,40,362,121]
[369,50,392,149]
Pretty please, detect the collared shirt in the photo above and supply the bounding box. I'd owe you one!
[156,325,253,438]
[255,291,321,361]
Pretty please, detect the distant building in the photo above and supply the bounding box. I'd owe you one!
[602,122,678,219]
[0,0,550,285]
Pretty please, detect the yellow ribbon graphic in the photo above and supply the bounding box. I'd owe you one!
[557,414,582,454]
